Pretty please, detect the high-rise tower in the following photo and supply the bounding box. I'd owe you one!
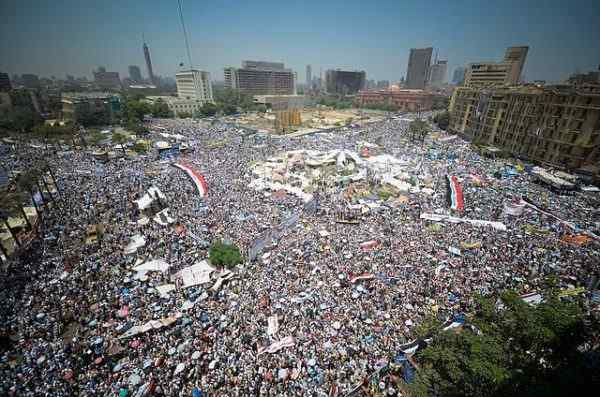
[143,42,156,85]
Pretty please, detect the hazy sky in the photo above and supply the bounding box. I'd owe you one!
[1,0,599,83]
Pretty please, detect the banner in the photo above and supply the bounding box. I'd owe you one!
[446,175,464,212]
[172,162,208,198]
[420,213,506,231]
[258,336,295,355]
[503,201,525,216]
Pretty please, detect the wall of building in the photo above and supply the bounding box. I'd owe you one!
[449,85,600,169]
[356,90,434,111]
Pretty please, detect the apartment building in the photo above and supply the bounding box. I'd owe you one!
[449,85,600,169]
[224,61,295,95]
[175,69,213,103]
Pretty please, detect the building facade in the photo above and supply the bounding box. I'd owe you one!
[93,68,121,90]
[567,69,600,86]
[175,69,213,104]
[325,70,366,95]
[405,47,433,89]
[428,60,448,88]
[0,72,11,91]
[452,67,466,85]
[503,46,529,85]
[21,74,40,89]
[464,62,516,88]
[224,61,296,95]
[143,43,156,85]
[306,65,312,90]
[129,65,142,83]
[464,46,528,88]
[449,85,600,169]
[62,92,121,124]
[356,89,434,112]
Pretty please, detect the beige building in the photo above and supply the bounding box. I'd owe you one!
[464,46,529,88]
[449,85,600,169]
[146,96,203,117]
[175,69,213,103]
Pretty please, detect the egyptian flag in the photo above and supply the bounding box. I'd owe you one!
[172,162,208,198]
[446,175,464,212]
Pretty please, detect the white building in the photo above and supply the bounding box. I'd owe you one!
[175,69,213,103]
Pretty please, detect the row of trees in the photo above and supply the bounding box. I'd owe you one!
[408,286,599,396]
[0,164,60,262]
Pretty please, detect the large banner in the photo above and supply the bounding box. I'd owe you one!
[172,162,208,198]
[446,175,464,212]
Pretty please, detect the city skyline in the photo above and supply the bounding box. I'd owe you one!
[1,0,599,84]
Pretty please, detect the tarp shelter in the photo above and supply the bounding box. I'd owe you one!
[124,234,146,254]
[134,186,166,210]
[175,260,215,288]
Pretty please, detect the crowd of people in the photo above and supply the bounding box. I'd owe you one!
[1,114,598,396]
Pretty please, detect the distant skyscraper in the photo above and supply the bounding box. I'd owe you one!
[128,65,142,83]
[452,67,466,85]
[0,72,11,91]
[503,46,529,84]
[306,65,312,90]
[428,60,448,88]
[143,42,156,84]
[405,47,433,89]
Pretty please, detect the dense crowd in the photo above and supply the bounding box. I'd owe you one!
[1,114,598,396]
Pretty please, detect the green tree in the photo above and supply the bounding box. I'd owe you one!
[177,111,192,119]
[124,99,152,122]
[111,132,129,155]
[15,170,42,217]
[410,289,598,397]
[134,140,150,154]
[0,191,29,248]
[209,241,243,269]
[409,118,430,143]
[434,111,450,130]
[151,99,173,118]
[197,102,218,117]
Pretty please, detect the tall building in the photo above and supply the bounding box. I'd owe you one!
[405,47,433,89]
[306,65,312,90]
[93,67,121,90]
[428,60,448,88]
[449,85,600,169]
[224,61,296,95]
[143,42,156,85]
[175,69,213,103]
[376,80,390,90]
[21,74,40,89]
[452,67,466,85]
[503,46,529,85]
[464,46,529,88]
[129,65,142,83]
[0,72,11,92]
[325,69,366,95]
